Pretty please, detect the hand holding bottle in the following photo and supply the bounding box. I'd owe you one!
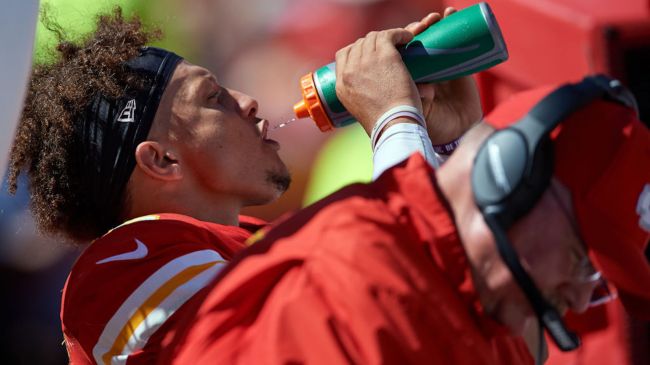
[293,2,507,133]
[334,27,422,136]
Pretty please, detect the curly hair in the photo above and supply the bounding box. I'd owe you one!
[8,7,161,243]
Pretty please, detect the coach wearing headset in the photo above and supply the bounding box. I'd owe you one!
[158,29,650,365]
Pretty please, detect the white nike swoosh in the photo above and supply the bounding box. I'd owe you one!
[96,239,149,264]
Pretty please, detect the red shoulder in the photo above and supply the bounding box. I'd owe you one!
[61,213,250,365]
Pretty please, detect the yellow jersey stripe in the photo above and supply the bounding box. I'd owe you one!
[101,261,221,364]
[91,249,226,365]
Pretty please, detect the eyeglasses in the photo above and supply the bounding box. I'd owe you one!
[549,183,617,307]
[568,249,617,307]
[570,254,601,284]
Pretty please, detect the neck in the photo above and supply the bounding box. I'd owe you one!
[124,174,242,227]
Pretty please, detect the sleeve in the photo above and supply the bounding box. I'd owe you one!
[371,123,444,180]
[243,220,451,365]
[164,195,476,365]
[61,218,234,365]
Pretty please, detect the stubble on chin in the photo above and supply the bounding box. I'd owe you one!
[267,169,291,194]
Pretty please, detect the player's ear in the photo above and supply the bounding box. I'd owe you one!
[134,141,182,181]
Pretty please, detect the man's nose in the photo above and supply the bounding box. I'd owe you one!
[232,90,258,119]
[559,280,600,314]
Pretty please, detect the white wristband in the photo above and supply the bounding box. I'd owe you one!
[372,123,438,180]
[370,105,425,152]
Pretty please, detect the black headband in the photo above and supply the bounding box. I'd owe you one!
[77,47,183,221]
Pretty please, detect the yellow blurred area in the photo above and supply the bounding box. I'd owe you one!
[302,123,372,206]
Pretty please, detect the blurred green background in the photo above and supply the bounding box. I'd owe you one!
[34,0,196,65]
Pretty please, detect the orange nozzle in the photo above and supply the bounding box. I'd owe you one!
[293,73,334,132]
[293,100,310,119]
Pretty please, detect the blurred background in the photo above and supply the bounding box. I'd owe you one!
[1,0,648,364]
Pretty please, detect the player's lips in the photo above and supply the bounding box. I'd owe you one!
[258,119,269,139]
[257,119,281,151]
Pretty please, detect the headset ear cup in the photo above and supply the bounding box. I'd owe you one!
[472,129,529,227]
[474,75,636,226]
[472,130,555,228]
[509,136,555,221]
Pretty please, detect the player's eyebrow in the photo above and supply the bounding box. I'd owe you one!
[198,74,222,96]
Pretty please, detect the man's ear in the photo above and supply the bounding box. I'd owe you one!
[134,141,182,181]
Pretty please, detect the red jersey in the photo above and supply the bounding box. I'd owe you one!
[160,154,534,365]
[61,213,265,365]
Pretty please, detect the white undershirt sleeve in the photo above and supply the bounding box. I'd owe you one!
[371,123,445,180]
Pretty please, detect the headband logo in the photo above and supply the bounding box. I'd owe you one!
[117,99,137,123]
[636,184,650,233]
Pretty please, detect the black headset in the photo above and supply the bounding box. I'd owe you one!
[471,74,639,352]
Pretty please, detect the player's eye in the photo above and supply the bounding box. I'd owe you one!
[208,89,222,100]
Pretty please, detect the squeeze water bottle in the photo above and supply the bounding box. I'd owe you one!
[292,2,508,131]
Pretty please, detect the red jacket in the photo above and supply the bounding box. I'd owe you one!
[61,213,264,365]
[160,154,533,364]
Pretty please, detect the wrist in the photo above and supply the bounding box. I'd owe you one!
[381,117,420,134]
[370,105,426,152]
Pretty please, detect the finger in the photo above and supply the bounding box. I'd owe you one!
[380,28,414,46]
[344,36,366,66]
[444,7,457,17]
[417,83,435,101]
[422,12,442,27]
[404,13,441,35]
[404,21,420,34]
[365,31,379,53]
[335,44,352,82]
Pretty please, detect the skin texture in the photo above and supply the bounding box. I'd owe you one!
[335,26,422,132]
[127,61,290,226]
[436,124,600,338]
